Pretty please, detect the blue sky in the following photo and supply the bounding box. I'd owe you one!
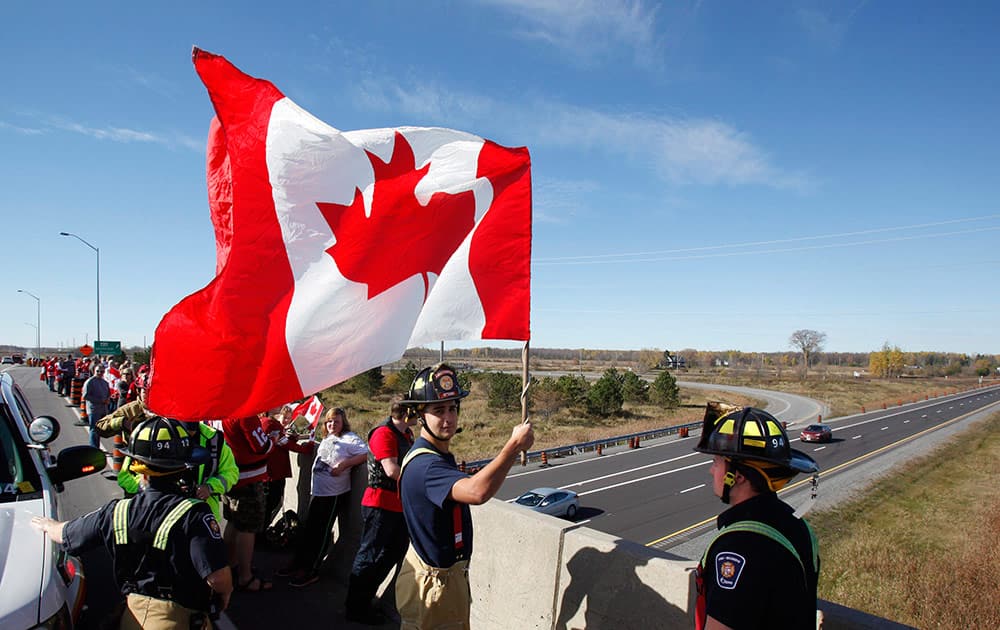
[2,1,998,356]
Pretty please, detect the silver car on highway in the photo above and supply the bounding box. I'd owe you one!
[514,487,580,520]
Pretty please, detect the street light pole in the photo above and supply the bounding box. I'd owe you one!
[17,289,40,359]
[59,232,100,345]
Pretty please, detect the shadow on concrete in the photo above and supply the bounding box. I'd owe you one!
[555,539,691,629]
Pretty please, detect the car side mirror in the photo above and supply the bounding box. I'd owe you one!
[29,416,61,444]
[50,446,107,484]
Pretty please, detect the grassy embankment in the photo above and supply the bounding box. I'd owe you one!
[809,410,1000,628]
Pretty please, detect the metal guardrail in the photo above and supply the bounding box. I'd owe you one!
[459,421,704,473]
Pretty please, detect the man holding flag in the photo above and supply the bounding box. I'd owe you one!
[397,364,534,629]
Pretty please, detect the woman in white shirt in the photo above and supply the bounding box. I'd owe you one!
[282,407,368,587]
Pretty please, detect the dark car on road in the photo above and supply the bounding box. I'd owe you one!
[799,423,833,443]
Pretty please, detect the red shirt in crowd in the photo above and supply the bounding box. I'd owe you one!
[361,424,414,512]
[221,416,273,488]
[260,415,313,480]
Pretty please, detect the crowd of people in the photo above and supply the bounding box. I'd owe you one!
[30,357,820,630]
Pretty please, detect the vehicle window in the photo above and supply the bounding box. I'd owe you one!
[805,425,821,431]
[540,492,566,507]
[12,385,34,430]
[1,405,43,501]
[515,493,544,507]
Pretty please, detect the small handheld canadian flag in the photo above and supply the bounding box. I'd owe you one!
[290,395,325,429]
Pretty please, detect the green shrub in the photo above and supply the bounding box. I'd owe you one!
[587,368,624,416]
[650,370,680,407]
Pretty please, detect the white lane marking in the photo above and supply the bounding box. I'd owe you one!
[578,460,711,497]
[680,484,705,494]
[559,452,702,489]
[921,414,927,418]
[852,435,862,440]
[937,410,942,414]
[881,427,889,431]
[506,436,695,479]
[904,420,910,424]
[813,446,826,452]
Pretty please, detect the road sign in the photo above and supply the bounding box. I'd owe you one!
[79,345,94,357]
[94,340,121,356]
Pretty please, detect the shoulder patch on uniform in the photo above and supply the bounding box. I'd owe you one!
[715,552,746,590]
[203,514,222,539]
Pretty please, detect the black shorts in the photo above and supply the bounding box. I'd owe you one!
[223,481,268,533]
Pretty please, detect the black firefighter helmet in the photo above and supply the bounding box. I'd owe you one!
[121,416,210,474]
[401,363,470,409]
[695,403,817,492]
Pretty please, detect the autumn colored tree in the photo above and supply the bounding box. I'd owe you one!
[974,357,994,377]
[637,348,662,372]
[869,343,905,378]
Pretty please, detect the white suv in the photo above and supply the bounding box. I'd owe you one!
[0,372,106,629]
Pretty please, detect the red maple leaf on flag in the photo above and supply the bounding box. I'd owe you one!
[317,132,476,300]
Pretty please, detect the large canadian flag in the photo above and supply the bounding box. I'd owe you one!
[147,49,531,420]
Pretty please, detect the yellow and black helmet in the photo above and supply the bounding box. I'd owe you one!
[122,416,210,472]
[695,403,818,490]
[401,364,469,408]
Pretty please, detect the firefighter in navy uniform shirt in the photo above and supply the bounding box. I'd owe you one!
[694,404,821,630]
[31,417,232,630]
[396,363,534,630]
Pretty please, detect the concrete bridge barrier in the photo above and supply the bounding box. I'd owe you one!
[281,448,912,628]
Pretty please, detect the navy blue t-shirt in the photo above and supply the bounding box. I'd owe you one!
[399,437,473,567]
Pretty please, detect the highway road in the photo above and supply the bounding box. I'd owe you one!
[495,384,1000,553]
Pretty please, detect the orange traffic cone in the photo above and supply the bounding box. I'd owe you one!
[112,435,126,473]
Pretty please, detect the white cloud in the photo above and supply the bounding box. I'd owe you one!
[478,0,664,66]
[356,77,493,126]
[9,115,203,152]
[354,79,813,191]
[0,121,46,135]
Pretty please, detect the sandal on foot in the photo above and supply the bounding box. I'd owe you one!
[236,575,273,592]
[288,572,319,588]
